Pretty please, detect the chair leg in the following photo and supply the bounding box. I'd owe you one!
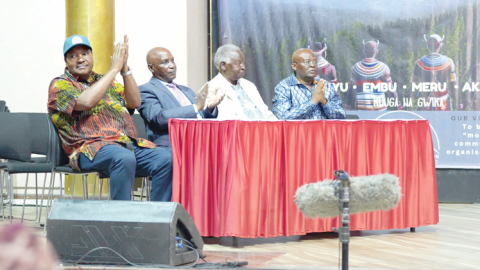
[93,174,97,200]
[140,177,145,201]
[59,173,63,199]
[147,177,151,201]
[86,175,89,200]
[82,175,85,199]
[99,177,103,200]
[71,175,75,199]
[0,170,4,221]
[38,173,48,226]
[131,178,136,201]
[82,175,88,199]
[107,178,111,200]
[21,173,41,223]
[81,175,85,199]
[44,172,56,236]
[8,172,13,223]
[21,173,30,223]
[45,174,54,212]
[34,173,39,221]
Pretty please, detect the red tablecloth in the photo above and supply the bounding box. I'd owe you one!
[169,119,439,238]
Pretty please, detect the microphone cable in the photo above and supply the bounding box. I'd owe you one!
[71,243,246,268]
[72,245,200,268]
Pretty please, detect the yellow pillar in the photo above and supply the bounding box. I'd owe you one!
[64,0,114,197]
[65,0,115,74]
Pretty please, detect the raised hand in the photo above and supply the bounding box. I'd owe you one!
[110,41,126,74]
[122,34,129,71]
[195,83,209,110]
[207,87,225,110]
[312,79,327,105]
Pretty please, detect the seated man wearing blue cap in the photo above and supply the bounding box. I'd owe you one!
[48,34,173,201]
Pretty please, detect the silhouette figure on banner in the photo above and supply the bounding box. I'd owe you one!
[308,38,337,84]
[411,34,457,111]
[346,40,402,111]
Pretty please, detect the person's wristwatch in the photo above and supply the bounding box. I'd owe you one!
[121,66,132,76]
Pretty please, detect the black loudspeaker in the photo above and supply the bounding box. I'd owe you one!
[47,200,204,266]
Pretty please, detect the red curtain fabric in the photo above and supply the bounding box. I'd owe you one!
[169,119,439,238]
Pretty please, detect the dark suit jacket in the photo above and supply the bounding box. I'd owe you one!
[138,77,217,147]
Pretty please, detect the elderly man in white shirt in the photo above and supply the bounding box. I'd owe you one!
[208,44,277,120]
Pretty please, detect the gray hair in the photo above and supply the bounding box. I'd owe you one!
[214,44,242,70]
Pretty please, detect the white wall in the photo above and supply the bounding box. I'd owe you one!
[115,0,189,90]
[186,0,208,92]
[0,0,208,113]
[0,0,66,113]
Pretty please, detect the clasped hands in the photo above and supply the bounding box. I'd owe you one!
[110,34,130,74]
[311,79,328,106]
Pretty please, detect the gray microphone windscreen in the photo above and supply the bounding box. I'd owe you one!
[294,174,401,218]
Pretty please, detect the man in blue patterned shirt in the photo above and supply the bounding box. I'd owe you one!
[272,49,346,120]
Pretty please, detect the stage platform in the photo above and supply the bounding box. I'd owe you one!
[2,203,479,269]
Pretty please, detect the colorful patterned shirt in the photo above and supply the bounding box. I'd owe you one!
[272,73,346,120]
[48,68,155,171]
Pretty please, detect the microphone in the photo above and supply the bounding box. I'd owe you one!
[294,174,401,218]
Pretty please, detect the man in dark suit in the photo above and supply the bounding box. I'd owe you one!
[138,47,224,147]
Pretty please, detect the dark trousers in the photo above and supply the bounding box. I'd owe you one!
[78,144,172,201]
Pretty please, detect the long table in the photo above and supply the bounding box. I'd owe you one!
[169,119,439,238]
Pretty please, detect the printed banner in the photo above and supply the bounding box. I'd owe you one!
[216,0,480,168]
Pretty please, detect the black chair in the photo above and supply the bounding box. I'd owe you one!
[0,102,6,217]
[0,113,32,222]
[48,118,108,201]
[0,113,58,223]
[132,114,151,201]
[0,101,6,112]
[43,116,108,233]
[28,113,63,224]
[52,163,109,200]
[48,115,149,202]
[132,114,147,140]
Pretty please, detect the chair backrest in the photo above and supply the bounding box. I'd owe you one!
[0,101,6,112]
[132,114,147,139]
[28,113,50,155]
[47,116,70,167]
[0,113,31,162]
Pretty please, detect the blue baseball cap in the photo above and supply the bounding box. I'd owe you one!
[63,35,92,56]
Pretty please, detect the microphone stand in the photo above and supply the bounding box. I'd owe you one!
[334,170,350,270]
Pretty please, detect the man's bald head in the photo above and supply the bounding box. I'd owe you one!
[147,47,176,83]
[292,48,315,63]
[291,48,317,82]
[146,47,169,64]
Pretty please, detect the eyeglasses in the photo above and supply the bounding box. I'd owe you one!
[295,60,317,66]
